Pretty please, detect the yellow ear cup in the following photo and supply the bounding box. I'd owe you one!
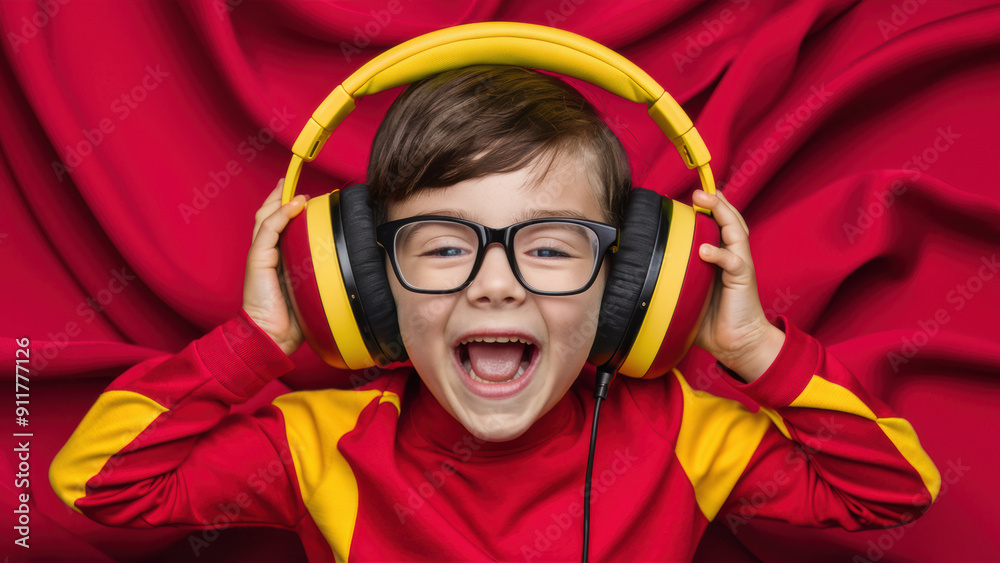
[617,201,697,377]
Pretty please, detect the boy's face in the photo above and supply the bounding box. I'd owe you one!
[385,155,607,442]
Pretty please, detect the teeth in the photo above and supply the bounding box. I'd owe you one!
[460,336,533,345]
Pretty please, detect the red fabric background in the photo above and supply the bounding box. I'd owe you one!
[2,1,998,561]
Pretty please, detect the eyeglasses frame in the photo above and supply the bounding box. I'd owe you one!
[375,215,620,296]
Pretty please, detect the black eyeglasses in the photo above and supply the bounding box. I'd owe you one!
[375,216,619,296]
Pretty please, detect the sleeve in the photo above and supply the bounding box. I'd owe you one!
[48,309,307,530]
[675,315,940,533]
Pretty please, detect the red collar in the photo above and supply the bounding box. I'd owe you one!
[401,372,585,459]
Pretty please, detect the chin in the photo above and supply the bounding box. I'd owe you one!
[460,409,534,443]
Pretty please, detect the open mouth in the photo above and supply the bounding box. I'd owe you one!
[453,336,539,398]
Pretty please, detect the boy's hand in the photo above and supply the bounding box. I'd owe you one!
[243,179,308,357]
[690,189,785,383]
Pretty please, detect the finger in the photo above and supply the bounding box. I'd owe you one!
[693,190,750,244]
[694,189,746,235]
[715,190,750,236]
[249,195,308,266]
[253,179,296,242]
[699,243,753,280]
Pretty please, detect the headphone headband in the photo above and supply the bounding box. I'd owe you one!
[345,22,662,102]
[281,22,714,210]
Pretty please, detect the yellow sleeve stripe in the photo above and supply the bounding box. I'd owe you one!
[49,390,168,513]
[878,417,941,501]
[274,389,401,563]
[758,406,791,440]
[379,393,401,411]
[789,375,941,502]
[788,375,877,418]
[672,369,771,521]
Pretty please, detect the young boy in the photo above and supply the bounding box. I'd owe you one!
[50,65,940,562]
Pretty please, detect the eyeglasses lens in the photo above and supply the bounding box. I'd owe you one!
[392,220,600,293]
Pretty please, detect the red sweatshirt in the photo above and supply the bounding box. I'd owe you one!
[49,310,940,562]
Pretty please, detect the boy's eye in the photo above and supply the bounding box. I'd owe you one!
[519,235,578,260]
[423,246,469,258]
[397,222,477,260]
[526,247,571,259]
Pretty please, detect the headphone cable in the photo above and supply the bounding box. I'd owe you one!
[583,368,615,563]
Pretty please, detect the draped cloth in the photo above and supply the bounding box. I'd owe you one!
[2,1,997,561]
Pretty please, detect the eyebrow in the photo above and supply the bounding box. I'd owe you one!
[417,208,594,223]
[516,208,593,222]
[417,209,480,222]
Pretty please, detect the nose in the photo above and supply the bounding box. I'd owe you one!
[465,244,527,306]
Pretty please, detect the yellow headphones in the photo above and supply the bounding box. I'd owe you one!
[278,22,719,379]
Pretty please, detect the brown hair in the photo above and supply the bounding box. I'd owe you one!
[365,65,631,226]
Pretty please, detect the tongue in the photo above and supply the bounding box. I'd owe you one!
[466,342,526,382]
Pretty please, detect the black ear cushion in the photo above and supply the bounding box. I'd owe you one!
[589,187,664,366]
[337,184,407,363]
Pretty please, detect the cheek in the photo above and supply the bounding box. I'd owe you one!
[388,275,451,351]
[387,273,421,347]
[540,287,603,361]
[572,263,608,335]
